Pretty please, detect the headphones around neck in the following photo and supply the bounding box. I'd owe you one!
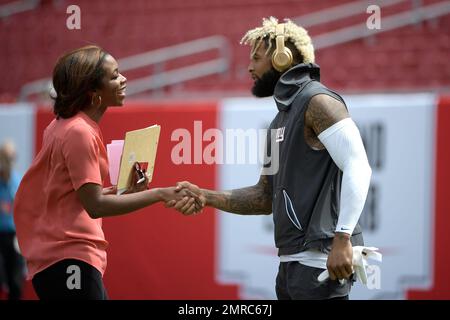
[271,23,293,72]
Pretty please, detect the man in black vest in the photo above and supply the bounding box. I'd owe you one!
[168,17,372,300]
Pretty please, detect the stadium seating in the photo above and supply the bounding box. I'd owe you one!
[1,0,449,101]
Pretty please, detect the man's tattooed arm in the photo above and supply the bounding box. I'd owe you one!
[304,94,350,136]
[203,175,272,215]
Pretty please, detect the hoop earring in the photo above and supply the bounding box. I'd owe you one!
[91,95,102,107]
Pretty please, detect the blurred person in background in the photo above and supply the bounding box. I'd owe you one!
[13,45,203,300]
[169,17,372,300]
[0,140,25,300]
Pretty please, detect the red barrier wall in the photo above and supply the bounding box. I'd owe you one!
[407,96,450,299]
[22,102,239,299]
[18,97,450,300]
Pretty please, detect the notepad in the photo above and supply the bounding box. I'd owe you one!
[106,140,125,186]
[115,125,161,195]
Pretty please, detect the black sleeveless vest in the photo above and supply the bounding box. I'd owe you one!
[264,63,364,256]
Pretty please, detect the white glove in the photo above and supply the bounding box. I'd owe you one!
[318,246,382,286]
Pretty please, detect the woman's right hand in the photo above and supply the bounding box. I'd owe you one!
[124,162,149,194]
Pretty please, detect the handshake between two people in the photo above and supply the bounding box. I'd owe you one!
[164,181,206,215]
[120,163,206,215]
[103,162,205,215]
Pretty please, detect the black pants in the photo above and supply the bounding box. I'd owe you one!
[32,259,108,300]
[0,232,24,300]
[276,261,352,300]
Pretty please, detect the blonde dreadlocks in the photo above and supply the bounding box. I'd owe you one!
[240,16,315,64]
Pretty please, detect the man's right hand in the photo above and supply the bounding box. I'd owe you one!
[165,181,206,215]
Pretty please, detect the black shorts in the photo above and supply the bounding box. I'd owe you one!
[276,261,352,300]
[32,259,108,300]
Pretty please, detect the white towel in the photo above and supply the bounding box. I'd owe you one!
[317,246,382,286]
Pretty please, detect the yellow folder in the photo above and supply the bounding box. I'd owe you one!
[116,125,161,195]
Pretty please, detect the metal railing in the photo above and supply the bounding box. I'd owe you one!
[0,0,40,19]
[311,1,450,50]
[293,0,407,28]
[19,35,231,101]
[120,36,230,95]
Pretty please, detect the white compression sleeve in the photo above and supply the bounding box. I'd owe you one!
[318,118,372,235]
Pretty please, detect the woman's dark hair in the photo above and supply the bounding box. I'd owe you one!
[52,45,109,119]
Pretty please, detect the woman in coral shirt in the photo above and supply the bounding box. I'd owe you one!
[13,45,201,300]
